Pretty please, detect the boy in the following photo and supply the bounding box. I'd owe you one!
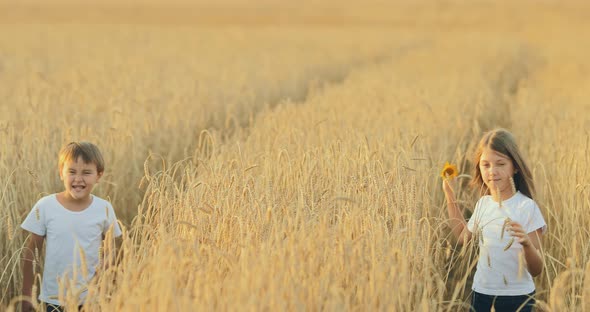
[21,142,121,312]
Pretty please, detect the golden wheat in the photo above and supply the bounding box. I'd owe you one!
[1,1,589,311]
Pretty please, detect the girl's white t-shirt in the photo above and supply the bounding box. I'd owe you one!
[467,191,547,296]
[21,194,122,305]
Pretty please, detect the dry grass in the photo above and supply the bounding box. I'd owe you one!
[1,1,590,311]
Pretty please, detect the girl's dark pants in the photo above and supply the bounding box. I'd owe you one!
[44,303,83,312]
[471,291,535,312]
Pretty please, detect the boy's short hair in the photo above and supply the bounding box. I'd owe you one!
[58,142,105,173]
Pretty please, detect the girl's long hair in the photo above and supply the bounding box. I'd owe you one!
[470,128,535,199]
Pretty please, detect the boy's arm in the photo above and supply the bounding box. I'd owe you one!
[99,231,121,272]
[21,233,44,310]
[100,206,122,272]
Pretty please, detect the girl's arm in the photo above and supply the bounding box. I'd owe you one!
[510,223,544,277]
[21,233,44,311]
[443,179,472,245]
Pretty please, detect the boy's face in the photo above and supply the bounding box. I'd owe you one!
[479,147,516,196]
[60,156,103,201]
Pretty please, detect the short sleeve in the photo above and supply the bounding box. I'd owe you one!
[466,197,484,233]
[103,203,122,238]
[21,203,46,236]
[524,200,547,234]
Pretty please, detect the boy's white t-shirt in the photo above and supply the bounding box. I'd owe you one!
[21,194,122,305]
[467,191,547,296]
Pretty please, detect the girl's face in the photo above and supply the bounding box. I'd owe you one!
[479,147,517,198]
[60,156,102,202]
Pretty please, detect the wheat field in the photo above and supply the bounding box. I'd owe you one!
[1,1,590,311]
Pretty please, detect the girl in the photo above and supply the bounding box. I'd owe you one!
[443,129,546,312]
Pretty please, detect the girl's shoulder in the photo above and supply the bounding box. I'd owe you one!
[475,192,539,211]
[513,192,539,209]
[475,195,493,207]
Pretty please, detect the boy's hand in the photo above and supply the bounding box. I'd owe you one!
[20,301,34,312]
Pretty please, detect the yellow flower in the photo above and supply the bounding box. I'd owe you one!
[441,162,458,180]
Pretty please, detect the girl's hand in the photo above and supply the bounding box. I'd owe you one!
[442,178,458,197]
[508,221,531,247]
